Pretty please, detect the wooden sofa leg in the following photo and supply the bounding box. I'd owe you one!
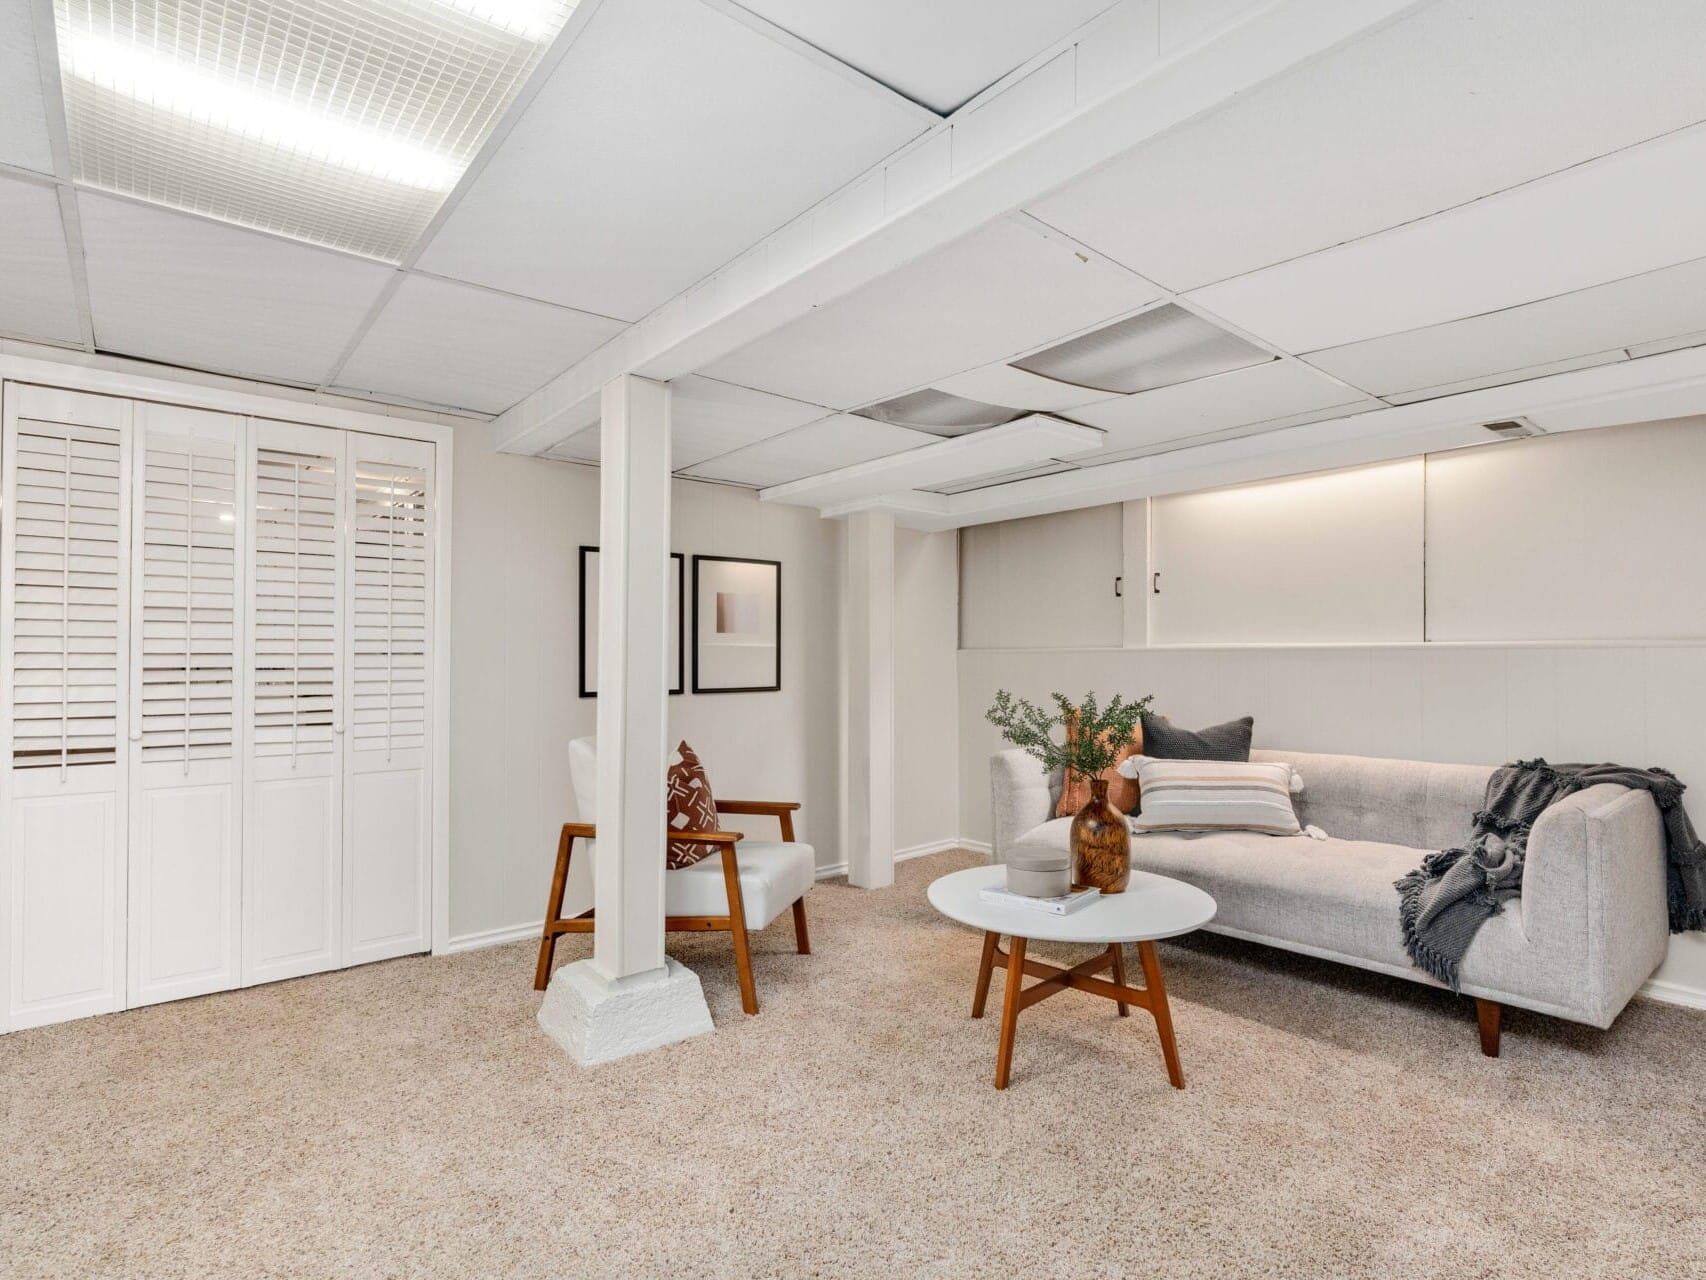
[1475,998,1502,1057]
[791,897,811,955]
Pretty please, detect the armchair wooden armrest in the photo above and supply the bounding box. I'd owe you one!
[673,829,744,845]
[713,799,801,842]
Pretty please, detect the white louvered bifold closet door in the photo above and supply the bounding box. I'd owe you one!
[342,433,433,964]
[1,385,131,1030]
[127,403,244,1006]
[243,419,345,985]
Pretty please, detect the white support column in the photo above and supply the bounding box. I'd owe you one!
[538,375,711,1064]
[845,510,895,889]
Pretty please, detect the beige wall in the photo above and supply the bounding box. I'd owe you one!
[449,424,847,943]
[894,527,961,853]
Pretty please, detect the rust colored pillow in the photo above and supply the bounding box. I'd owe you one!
[1055,715,1143,818]
[666,740,722,869]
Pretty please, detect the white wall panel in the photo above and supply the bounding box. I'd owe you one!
[959,503,1122,649]
[1149,459,1422,645]
[1426,419,1706,641]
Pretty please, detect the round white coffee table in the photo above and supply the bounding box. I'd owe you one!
[927,863,1216,1090]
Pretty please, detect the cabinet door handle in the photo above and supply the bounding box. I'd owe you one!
[1151,571,1161,595]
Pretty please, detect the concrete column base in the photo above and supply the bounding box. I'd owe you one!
[537,956,714,1066]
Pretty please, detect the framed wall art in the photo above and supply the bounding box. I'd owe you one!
[691,555,781,693]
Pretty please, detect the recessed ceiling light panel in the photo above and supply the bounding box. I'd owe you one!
[54,0,578,261]
[1014,303,1273,394]
[855,388,1024,436]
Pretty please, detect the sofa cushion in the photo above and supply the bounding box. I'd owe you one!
[666,740,723,868]
[1013,817,1546,1000]
[1252,749,1491,849]
[582,838,815,928]
[1141,714,1253,761]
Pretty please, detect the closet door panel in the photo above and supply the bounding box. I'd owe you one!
[2,384,130,1029]
[343,435,432,964]
[243,419,344,985]
[127,402,243,1006]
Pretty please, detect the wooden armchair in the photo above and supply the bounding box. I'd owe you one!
[535,740,817,1015]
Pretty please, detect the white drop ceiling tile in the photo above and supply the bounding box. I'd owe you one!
[681,414,935,489]
[1068,401,1374,469]
[79,193,393,384]
[1189,121,1706,353]
[0,1,54,173]
[733,0,1119,115]
[1066,359,1364,454]
[1381,351,1628,407]
[418,0,926,321]
[933,362,1116,412]
[700,217,1161,410]
[553,376,832,469]
[0,176,83,345]
[335,274,624,414]
[1309,257,1706,397]
[1032,0,1706,290]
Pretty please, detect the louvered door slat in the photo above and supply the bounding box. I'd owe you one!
[2,383,131,1031]
[126,402,243,1009]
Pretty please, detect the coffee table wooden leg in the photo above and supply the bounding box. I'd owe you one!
[1108,944,1130,1017]
[971,930,999,1019]
[1137,941,1184,1089]
[995,936,1027,1090]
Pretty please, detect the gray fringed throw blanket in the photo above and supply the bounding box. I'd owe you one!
[1396,759,1706,990]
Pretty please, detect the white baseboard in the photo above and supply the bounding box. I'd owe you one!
[1639,977,1706,1011]
[814,839,992,882]
[438,921,542,955]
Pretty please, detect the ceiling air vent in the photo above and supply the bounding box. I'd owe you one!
[855,389,1024,437]
[1481,418,1544,441]
[1013,303,1273,394]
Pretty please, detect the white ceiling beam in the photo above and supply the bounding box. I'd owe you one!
[759,413,1099,507]
[491,0,1428,456]
[841,345,1706,530]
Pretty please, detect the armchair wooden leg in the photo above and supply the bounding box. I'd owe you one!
[1475,998,1502,1057]
[720,846,759,1015]
[534,827,575,991]
[791,897,811,955]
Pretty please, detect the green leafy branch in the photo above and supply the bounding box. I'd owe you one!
[985,689,1153,786]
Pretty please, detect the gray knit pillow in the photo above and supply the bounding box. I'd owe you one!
[1139,714,1253,762]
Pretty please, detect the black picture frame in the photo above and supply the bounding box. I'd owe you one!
[691,555,782,694]
[577,546,685,698]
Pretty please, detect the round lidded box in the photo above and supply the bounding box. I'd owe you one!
[1005,843,1072,898]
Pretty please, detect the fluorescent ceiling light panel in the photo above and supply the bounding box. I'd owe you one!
[1014,303,1273,394]
[54,0,577,261]
[855,388,1025,436]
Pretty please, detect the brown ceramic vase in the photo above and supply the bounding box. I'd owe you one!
[1070,777,1131,894]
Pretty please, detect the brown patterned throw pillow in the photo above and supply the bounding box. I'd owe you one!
[1054,712,1144,818]
[666,740,723,869]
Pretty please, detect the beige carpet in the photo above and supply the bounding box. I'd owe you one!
[5,849,1705,1279]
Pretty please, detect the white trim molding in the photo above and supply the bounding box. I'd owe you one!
[1640,978,1706,1012]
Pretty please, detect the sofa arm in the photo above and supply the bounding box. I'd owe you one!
[990,749,1061,863]
[1523,783,1668,1026]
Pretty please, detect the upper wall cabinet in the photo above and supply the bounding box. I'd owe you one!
[1148,459,1425,646]
[0,381,443,1033]
[960,504,1124,649]
[1425,418,1706,641]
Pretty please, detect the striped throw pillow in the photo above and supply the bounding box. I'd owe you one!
[1118,757,1303,836]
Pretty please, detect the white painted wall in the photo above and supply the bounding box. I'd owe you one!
[959,503,1123,648]
[894,527,960,853]
[449,425,846,944]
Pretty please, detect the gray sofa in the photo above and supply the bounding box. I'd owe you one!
[991,747,1671,1052]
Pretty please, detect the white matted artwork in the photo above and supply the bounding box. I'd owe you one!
[578,546,685,697]
[692,556,781,693]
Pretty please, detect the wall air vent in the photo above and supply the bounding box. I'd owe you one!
[1482,418,1544,440]
[855,389,1024,437]
[1013,303,1273,394]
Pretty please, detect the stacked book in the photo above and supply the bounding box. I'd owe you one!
[978,884,1101,916]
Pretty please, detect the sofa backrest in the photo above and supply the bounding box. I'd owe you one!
[1251,749,1492,850]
